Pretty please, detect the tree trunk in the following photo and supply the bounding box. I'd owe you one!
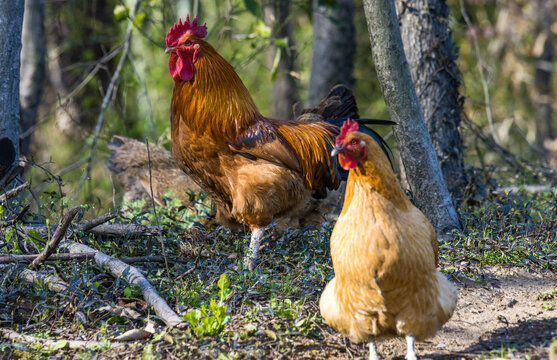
[20,0,46,155]
[362,0,460,233]
[307,0,355,107]
[265,0,300,119]
[532,0,554,154]
[0,1,25,182]
[395,0,465,197]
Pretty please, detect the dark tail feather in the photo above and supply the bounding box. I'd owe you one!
[302,84,360,120]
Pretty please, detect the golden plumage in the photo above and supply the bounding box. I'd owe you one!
[320,131,457,354]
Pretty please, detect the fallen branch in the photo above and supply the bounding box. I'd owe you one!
[17,268,69,292]
[78,209,119,232]
[0,252,95,264]
[0,182,29,204]
[30,206,81,270]
[88,224,163,237]
[18,223,163,238]
[0,328,125,350]
[63,241,185,328]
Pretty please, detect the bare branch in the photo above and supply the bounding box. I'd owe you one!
[0,328,125,350]
[62,241,185,328]
[29,206,81,270]
[0,182,29,204]
[16,268,69,292]
[0,252,95,264]
[146,139,170,275]
[78,209,119,232]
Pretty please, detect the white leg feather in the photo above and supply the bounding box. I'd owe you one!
[244,227,265,271]
[369,337,381,360]
[405,335,417,360]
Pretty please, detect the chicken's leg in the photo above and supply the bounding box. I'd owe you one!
[369,337,381,360]
[244,227,265,271]
[405,335,417,360]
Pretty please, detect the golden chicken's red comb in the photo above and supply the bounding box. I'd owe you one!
[337,118,359,144]
[166,15,207,47]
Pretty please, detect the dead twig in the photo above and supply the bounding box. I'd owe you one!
[19,223,163,238]
[78,209,119,232]
[63,241,185,328]
[0,252,96,264]
[29,206,81,270]
[146,138,171,276]
[0,328,125,349]
[16,268,69,292]
[0,182,29,204]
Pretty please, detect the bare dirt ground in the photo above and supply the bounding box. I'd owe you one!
[285,266,557,360]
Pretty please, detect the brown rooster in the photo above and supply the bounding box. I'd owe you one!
[165,16,393,270]
[320,120,457,360]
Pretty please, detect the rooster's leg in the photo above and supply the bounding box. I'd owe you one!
[369,337,381,360]
[244,227,265,271]
[405,335,417,360]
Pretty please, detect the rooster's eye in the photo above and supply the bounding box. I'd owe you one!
[350,139,357,145]
[185,40,192,46]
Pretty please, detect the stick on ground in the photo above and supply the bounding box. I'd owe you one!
[17,268,69,292]
[63,241,185,328]
[0,328,125,350]
[29,206,81,270]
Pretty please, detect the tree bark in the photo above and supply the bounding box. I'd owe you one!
[265,0,300,119]
[362,0,460,233]
[532,0,554,154]
[0,1,25,183]
[308,0,355,107]
[395,0,465,197]
[19,0,46,155]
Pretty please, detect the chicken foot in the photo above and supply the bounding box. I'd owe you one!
[369,337,381,360]
[244,227,265,271]
[406,335,417,360]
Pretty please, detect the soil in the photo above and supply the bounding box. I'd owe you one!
[286,266,557,360]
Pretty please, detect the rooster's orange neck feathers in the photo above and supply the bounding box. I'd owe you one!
[171,40,263,139]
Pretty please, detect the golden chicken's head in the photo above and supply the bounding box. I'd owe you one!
[332,119,368,170]
[165,15,208,82]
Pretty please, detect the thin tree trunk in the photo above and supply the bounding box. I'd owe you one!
[20,0,46,155]
[362,0,460,233]
[0,1,25,183]
[308,0,355,107]
[396,0,465,197]
[532,0,554,153]
[265,0,300,119]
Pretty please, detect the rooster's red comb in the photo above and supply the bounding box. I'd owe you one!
[166,15,207,47]
[336,119,359,144]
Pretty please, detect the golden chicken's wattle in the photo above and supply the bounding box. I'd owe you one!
[165,16,393,271]
[320,121,458,360]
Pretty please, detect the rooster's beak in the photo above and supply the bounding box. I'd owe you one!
[165,46,175,54]
[331,144,346,157]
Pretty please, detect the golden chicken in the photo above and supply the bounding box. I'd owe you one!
[164,16,393,270]
[320,120,458,360]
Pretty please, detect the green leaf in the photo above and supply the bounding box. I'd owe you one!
[123,287,133,298]
[51,340,69,350]
[254,20,271,38]
[243,0,261,18]
[270,50,281,82]
[133,12,146,28]
[113,5,128,22]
